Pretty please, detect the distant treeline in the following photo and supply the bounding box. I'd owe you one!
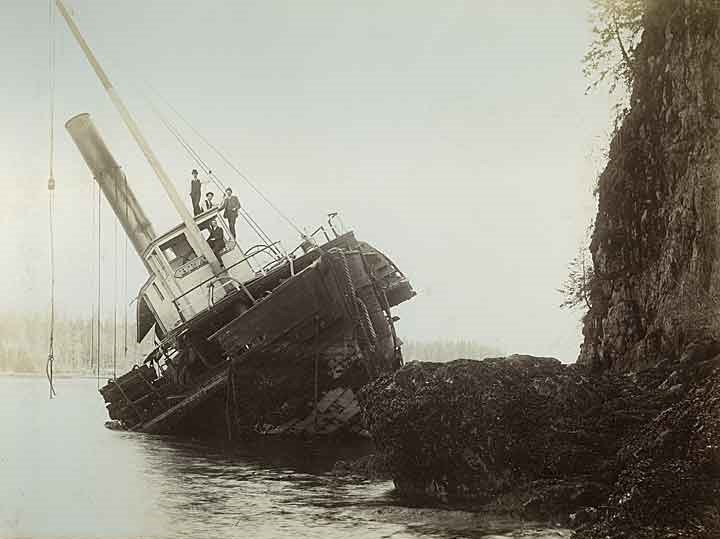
[0,313,498,374]
[0,313,154,375]
[402,339,501,363]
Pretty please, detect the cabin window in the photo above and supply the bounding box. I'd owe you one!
[152,282,165,301]
[160,233,197,271]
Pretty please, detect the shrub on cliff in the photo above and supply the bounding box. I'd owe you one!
[584,0,644,95]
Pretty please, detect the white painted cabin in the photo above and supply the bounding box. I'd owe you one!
[139,207,258,334]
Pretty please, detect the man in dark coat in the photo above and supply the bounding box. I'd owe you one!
[207,220,226,267]
[221,187,241,238]
[190,169,202,215]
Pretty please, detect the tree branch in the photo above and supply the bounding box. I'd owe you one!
[612,12,635,80]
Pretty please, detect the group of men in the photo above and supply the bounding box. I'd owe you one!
[190,169,241,268]
[189,168,241,235]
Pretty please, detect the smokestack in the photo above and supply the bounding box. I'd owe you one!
[66,113,156,259]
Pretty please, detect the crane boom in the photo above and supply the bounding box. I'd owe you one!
[54,0,221,274]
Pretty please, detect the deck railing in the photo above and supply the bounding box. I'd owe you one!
[170,221,346,322]
[171,243,283,320]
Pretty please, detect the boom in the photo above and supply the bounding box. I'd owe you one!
[54,0,221,274]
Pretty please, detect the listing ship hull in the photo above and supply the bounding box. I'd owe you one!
[54,10,416,440]
[99,232,414,438]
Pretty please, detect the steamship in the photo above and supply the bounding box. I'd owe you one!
[55,0,415,437]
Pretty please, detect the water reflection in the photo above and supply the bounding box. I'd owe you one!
[0,376,570,539]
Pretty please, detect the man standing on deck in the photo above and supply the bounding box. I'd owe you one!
[221,187,241,238]
[207,220,226,267]
[190,169,202,216]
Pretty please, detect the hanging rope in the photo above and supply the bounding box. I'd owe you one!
[46,0,57,399]
[147,86,304,236]
[90,180,96,371]
[123,173,129,373]
[97,187,102,388]
[46,192,57,399]
[112,176,118,380]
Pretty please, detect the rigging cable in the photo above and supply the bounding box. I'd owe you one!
[46,0,57,399]
[147,98,282,258]
[148,100,266,240]
[90,180,97,371]
[123,173,129,373]
[112,175,118,380]
[149,87,304,236]
[97,186,102,388]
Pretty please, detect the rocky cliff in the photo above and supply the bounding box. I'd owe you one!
[580,0,720,372]
[359,3,720,537]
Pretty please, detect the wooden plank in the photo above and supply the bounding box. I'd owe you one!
[138,368,229,434]
[316,388,345,413]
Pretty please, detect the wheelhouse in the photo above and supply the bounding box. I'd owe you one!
[137,207,261,337]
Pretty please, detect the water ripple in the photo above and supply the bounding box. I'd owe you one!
[0,376,571,539]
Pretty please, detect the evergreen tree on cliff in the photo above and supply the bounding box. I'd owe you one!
[580,0,720,372]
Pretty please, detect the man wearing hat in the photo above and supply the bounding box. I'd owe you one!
[221,187,241,238]
[206,219,226,267]
[190,169,202,216]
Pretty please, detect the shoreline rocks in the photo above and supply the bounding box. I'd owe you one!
[359,348,720,537]
[331,452,393,481]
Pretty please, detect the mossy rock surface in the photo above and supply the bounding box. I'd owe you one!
[361,348,720,537]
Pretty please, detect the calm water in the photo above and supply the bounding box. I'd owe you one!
[0,376,571,539]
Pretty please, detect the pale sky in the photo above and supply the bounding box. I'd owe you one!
[0,0,615,362]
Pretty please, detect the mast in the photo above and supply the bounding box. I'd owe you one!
[54,0,221,274]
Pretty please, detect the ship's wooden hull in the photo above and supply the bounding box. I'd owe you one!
[99,235,414,438]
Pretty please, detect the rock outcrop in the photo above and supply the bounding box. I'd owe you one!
[580,0,720,372]
[361,3,720,537]
[362,356,664,503]
[361,349,720,537]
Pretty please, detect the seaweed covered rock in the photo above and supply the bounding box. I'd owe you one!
[361,355,675,502]
[332,453,392,480]
[361,349,720,536]
[580,347,720,538]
